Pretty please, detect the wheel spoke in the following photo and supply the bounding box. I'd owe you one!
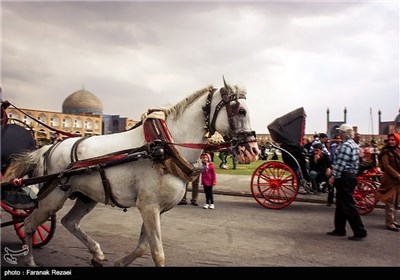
[251,162,299,209]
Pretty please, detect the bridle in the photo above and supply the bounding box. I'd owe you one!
[134,79,257,152]
[202,79,256,149]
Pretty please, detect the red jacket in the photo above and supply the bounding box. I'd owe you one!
[201,162,217,186]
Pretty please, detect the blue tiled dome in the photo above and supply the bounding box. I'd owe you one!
[62,89,103,115]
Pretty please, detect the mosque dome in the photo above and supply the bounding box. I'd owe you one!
[62,88,103,115]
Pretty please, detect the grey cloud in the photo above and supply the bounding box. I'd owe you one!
[2,1,398,134]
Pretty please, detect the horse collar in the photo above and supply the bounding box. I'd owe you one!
[142,113,201,181]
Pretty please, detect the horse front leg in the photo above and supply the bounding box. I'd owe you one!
[61,196,104,266]
[23,212,49,267]
[23,232,36,267]
[114,223,149,267]
[22,188,68,267]
[140,207,165,267]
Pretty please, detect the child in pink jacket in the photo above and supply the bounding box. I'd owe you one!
[200,153,217,209]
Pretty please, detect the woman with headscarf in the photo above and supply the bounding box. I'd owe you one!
[375,132,400,232]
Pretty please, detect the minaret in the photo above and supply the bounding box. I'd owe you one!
[326,107,330,128]
[378,109,381,135]
[369,107,374,135]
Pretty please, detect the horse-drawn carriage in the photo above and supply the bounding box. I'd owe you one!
[250,107,382,214]
[1,79,260,267]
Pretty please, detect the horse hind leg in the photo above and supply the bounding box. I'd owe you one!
[114,223,149,267]
[61,195,105,267]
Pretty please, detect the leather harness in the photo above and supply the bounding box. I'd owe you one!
[7,84,252,209]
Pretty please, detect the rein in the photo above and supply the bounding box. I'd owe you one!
[2,82,257,208]
[164,141,231,151]
[3,100,81,137]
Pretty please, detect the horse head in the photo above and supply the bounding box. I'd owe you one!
[205,77,259,164]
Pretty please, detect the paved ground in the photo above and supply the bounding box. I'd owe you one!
[198,173,373,203]
[1,173,395,274]
[2,194,397,268]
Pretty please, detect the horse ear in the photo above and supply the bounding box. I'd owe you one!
[222,75,228,88]
[220,87,228,95]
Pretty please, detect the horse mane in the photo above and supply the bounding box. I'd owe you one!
[163,85,214,119]
[163,84,247,119]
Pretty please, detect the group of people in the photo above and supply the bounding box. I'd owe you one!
[177,124,400,238]
[304,125,370,240]
[304,132,336,202]
[286,124,399,239]
[311,124,400,240]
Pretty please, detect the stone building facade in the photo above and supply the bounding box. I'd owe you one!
[6,107,102,140]
[4,88,136,142]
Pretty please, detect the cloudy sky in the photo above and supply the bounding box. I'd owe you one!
[2,0,399,135]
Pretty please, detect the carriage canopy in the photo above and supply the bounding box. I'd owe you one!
[267,107,306,147]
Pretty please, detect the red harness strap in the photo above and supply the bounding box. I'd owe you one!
[142,110,232,152]
[166,141,231,151]
[143,118,172,143]
[70,154,127,169]
[143,116,204,180]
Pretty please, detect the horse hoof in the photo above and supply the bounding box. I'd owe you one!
[91,259,104,267]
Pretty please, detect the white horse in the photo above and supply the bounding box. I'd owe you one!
[2,80,259,267]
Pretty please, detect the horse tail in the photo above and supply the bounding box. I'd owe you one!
[1,145,51,182]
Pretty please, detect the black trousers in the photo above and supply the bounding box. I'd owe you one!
[182,175,200,202]
[333,173,367,236]
[203,185,214,204]
[327,183,335,204]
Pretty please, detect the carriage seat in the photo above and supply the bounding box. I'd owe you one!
[1,123,38,209]
[1,186,38,209]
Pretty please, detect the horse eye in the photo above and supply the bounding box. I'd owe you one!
[238,108,246,116]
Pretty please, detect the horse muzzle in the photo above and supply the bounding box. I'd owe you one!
[230,131,259,164]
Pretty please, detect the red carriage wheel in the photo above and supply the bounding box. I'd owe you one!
[251,161,299,209]
[13,208,56,248]
[353,180,377,215]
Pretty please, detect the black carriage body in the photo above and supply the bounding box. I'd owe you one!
[267,107,309,181]
[267,107,306,147]
[1,123,36,173]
